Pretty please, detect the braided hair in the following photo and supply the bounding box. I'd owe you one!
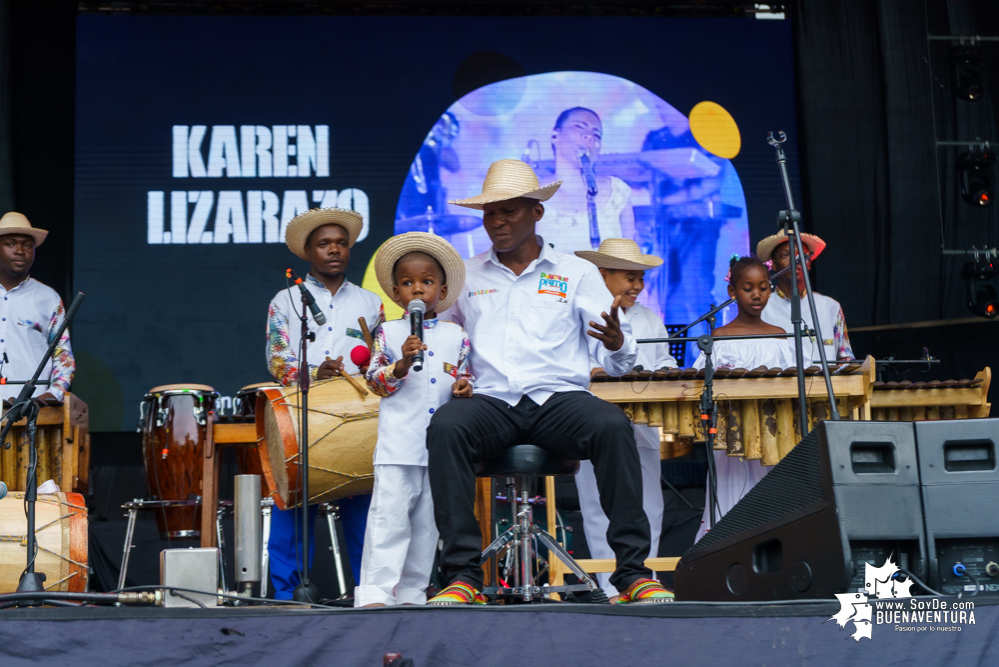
[728,255,769,286]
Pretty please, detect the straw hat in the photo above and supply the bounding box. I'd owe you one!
[448,159,561,210]
[285,208,363,260]
[756,231,826,263]
[0,212,47,247]
[374,232,466,313]
[575,238,663,271]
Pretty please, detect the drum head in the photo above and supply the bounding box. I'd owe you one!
[147,383,217,395]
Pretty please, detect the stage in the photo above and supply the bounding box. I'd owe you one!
[1,596,996,666]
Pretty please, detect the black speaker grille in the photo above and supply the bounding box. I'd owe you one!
[685,427,825,556]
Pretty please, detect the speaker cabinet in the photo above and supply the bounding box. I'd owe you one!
[674,421,925,601]
[915,418,999,595]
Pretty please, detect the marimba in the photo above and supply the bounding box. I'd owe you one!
[588,357,875,466]
[869,368,991,421]
[0,393,90,494]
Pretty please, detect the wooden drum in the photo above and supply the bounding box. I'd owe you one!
[0,492,88,593]
[257,375,379,510]
[234,382,280,496]
[140,384,218,539]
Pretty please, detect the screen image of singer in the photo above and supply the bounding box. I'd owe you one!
[73,15,800,430]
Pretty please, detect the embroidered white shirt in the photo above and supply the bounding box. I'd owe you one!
[0,277,75,402]
[365,318,470,466]
[761,289,854,363]
[443,237,637,406]
[267,275,384,386]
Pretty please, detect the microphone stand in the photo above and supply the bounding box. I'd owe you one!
[292,289,319,603]
[767,131,840,431]
[0,291,84,600]
[696,335,720,531]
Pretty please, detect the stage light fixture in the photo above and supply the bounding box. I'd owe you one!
[949,45,984,101]
[957,149,995,207]
[961,259,999,318]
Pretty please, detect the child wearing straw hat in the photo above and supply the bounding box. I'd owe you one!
[355,232,472,607]
[574,238,677,601]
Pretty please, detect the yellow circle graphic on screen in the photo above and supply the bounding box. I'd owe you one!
[362,247,404,321]
[689,101,741,159]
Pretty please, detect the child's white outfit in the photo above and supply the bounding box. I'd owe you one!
[354,314,471,606]
[575,302,677,597]
[692,337,795,543]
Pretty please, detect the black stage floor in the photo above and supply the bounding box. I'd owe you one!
[2,596,996,666]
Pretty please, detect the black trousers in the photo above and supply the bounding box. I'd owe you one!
[426,391,653,592]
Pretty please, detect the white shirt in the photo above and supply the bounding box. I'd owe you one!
[366,318,469,466]
[621,302,677,450]
[443,237,637,406]
[692,337,796,371]
[267,275,384,386]
[761,289,854,363]
[0,277,75,402]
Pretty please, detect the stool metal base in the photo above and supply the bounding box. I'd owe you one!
[480,477,602,603]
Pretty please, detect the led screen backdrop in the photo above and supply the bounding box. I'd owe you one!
[74,15,799,430]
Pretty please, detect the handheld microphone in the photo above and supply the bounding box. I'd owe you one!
[0,481,7,500]
[578,148,598,195]
[409,299,426,372]
[350,345,371,369]
[286,269,327,326]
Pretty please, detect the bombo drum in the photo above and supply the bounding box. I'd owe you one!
[140,384,218,539]
[0,492,88,593]
[257,376,379,510]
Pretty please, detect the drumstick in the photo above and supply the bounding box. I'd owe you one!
[328,356,369,396]
[358,317,373,349]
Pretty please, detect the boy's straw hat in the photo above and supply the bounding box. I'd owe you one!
[575,238,663,271]
[448,159,561,210]
[756,231,826,263]
[374,232,466,313]
[285,208,364,260]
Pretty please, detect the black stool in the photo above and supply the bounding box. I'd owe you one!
[476,444,606,603]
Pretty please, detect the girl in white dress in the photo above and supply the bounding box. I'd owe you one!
[692,256,794,543]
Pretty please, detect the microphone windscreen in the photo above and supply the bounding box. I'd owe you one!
[408,299,427,314]
[350,345,371,368]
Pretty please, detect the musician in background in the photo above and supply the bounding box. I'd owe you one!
[0,212,74,409]
[538,107,636,251]
[266,207,384,600]
[396,112,461,221]
[575,238,676,602]
[756,232,854,363]
[692,256,794,542]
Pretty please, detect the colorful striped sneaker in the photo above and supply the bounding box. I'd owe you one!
[617,579,675,604]
[427,581,487,606]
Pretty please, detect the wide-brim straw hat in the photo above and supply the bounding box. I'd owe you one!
[575,238,663,271]
[756,231,826,263]
[285,208,364,260]
[0,212,47,247]
[448,159,561,210]
[374,232,466,313]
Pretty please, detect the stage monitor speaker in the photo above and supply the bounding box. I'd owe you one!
[915,418,999,595]
[674,420,926,601]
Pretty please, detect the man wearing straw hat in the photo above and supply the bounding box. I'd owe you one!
[426,160,672,605]
[0,212,74,409]
[266,207,384,600]
[756,232,854,363]
[575,238,677,602]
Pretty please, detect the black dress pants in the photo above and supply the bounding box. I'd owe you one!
[426,391,653,592]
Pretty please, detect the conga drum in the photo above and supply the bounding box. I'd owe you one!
[234,382,280,497]
[140,384,218,539]
[0,492,88,593]
[257,376,379,510]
